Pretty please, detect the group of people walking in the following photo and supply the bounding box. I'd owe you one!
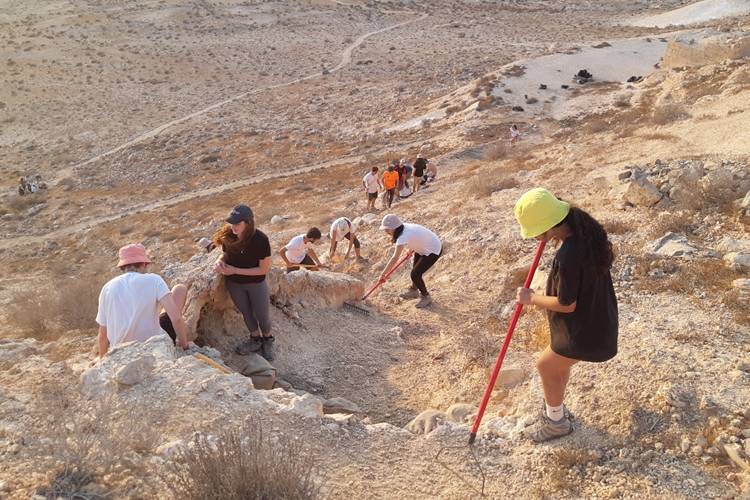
[95,171,618,444]
[362,154,437,210]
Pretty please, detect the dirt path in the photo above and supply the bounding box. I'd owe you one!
[50,12,428,186]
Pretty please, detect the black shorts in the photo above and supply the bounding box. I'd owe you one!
[344,232,361,249]
[287,254,315,272]
[159,313,177,345]
[368,192,378,200]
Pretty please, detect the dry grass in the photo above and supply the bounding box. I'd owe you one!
[6,191,48,213]
[484,142,508,161]
[648,212,694,238]
[466,174,519,198]
[652,103,690,125]
[602,218,633,235]
[8,262,113,339]
[161,419,321,500]
[34,385,159,498]
[639,132,679,142]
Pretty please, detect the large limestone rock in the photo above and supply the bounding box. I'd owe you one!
[663,32,750,69]
[647,232,700,258]
[406,410,448,435]
[161,251,364,342]
[616,176,663,207]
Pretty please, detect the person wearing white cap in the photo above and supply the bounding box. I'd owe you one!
[329,217,365,262]
[379,214,442,309]
[96,243,189,357]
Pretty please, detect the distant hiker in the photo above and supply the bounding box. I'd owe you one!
[514,188,618,442]
[213,204,275,361]
[280,227,326,272]
[412,154,427,192]
[96,244,189,357]
[382,165,399,209]
[362,166,381,211]
[329,217,364,261]
[510,124,521,145]
[379,214,442,309]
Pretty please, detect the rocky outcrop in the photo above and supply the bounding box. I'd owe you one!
[663,32,750,70]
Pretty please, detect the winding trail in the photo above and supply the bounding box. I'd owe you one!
[2,12,430,251]
[51,13,428,184]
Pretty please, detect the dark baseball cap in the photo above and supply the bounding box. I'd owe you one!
[226,204,253,224]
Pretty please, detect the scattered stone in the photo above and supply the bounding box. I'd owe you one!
[156,439,185,459]
[289,393,324,418]
[732,279,750,291]
[618,170,633,180]
[623,176,663,207]
[114,354,156,386]
[723,252,750,270]
[406,410,448,435]
[741,190,750,208]
[199,155,220,164]
[270,215,285,224]
[724,444,750,471]
[446,403,477,423]
[717,237,750,253]
[497,368,526,388]
[511,106,524,112]
[680,436,691,453]
[647,232,699,258]
[323,397,361,414]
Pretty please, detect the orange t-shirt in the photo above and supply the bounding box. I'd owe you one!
[383,171,399,190]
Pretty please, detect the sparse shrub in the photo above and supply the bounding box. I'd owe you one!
[468,175,519,198]
[445,105,462,116]
[525,96,538,105]
[484,142,508,161]
[161,421,321,500]
[652,103,690,125]
[7,192,47,213]
[583,117,610,134]
[602,218,632,235]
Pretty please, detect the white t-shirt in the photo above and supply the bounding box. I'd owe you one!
[395,223,442,256]
[363,172,379,194]
[330,217,352,240]
[284,234,309,264]
[96,272,171,347]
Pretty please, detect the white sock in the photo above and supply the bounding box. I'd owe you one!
[545,402,564,422]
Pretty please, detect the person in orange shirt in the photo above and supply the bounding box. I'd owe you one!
[381,165,399,208]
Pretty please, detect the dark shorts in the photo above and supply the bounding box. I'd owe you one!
[287,254,315,272]
[159,313,177,345]
[368,191,378,200]
[344,232,361,249]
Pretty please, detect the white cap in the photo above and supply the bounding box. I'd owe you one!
[379,214,402,230]
[197,237,212,249]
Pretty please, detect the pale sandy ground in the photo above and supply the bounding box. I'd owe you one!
[0,0,749,498]
[628,0,750,28]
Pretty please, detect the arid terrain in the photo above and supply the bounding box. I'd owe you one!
[1,0,749,498]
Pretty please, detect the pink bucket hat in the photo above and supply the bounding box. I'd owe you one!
[117,243,152,267]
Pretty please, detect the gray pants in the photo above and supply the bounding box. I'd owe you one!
[225,279,272,335]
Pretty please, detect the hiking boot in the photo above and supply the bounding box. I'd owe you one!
[415,295,433,309]
[236,336,263,355]
[260,336,275,362]
[526,415,573,443]
[399,288,420,300]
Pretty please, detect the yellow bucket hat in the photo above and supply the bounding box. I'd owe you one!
[514,188,570,238]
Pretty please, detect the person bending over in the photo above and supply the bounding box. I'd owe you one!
[280,227,327,272]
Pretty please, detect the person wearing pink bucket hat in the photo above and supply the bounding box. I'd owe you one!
[96,243,189,357]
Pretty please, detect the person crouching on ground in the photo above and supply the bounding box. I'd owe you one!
[382,165,399,209]
[96,243,189,357]
[514,188,618,442]
[213,204,275,361]
[280,227,327,272]
[362,166,381,211]
[379,214,442,309]
[329,216,365,262]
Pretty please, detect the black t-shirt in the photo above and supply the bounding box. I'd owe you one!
[413,157,427,177]
[545,236,618,362]
[222,229,271,284]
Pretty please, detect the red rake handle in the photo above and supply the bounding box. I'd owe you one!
[468,240,546,445]
[361,250,414,301]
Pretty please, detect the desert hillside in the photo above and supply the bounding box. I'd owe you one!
[0,1,749,498]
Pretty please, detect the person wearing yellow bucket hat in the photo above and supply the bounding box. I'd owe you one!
[514,188,618,442]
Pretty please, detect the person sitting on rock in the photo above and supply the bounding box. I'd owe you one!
[379,214,442,309]
[213,204,275,361]
[280,227,327,272]
[329,217,365,262]
[425,159,437,183]
[96,244,189,358]
[513,188,618,442]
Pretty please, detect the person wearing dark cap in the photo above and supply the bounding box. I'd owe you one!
[212,205,275,361]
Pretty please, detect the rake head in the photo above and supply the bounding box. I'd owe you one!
[343,301,370,315]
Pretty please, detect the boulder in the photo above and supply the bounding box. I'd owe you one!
[623,176,662,207]
[742,191,750,209]
[235,353,276,390]
[701,167,736,198]
[114,354,156,386]
[322,397,361,414]
[732,279,750,291]
[406,409,448,435]
[446,403,477,423]
[716,237,750,254]
[270,215,285,224]
[156,439,186,459]
[647,232,699,258]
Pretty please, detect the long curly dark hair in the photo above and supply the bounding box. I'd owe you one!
[212,218,256,253]
[556,206,614,273]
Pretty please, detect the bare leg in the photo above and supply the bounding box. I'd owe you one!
[171,284,188,313]
[536,346,578,406]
